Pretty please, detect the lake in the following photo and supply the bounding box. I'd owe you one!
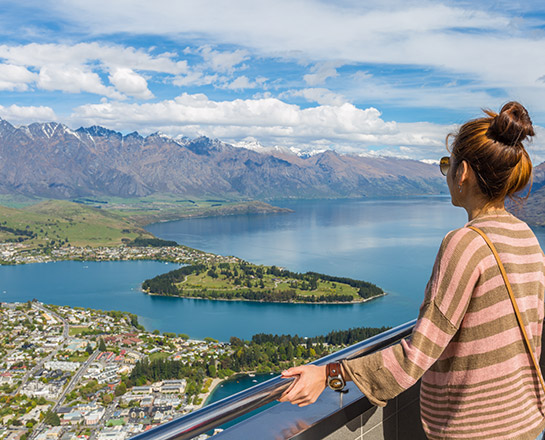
[2,197,544,341]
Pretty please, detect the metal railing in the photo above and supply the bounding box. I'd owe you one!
[130,319,417,440]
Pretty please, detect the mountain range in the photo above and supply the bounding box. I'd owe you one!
[0,119,447,200]
[0,118,543,226]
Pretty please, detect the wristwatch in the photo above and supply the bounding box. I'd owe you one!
[326,362,346,391]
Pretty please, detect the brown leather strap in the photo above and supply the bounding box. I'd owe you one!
[326,362,342,378]
[469,226,545,395]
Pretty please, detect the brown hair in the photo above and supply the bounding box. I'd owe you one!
[448,101,534,202]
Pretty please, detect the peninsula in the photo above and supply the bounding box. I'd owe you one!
[142,261,385,303]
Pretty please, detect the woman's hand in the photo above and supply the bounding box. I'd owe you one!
[278,365,327,407]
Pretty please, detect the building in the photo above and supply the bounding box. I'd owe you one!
[84,409,105,426]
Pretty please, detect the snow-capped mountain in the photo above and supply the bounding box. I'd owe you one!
[0,118,448,200]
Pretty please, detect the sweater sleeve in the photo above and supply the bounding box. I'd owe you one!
[342,228,484,406]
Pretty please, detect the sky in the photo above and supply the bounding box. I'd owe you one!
[1,0,545,163]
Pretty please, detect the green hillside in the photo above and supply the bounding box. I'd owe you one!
[0,200,154,247]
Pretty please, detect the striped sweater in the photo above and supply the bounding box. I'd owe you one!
[342,212,545,440]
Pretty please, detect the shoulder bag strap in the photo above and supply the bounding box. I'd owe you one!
[468,225,545,395]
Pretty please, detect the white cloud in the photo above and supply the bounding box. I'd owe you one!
[36,1,545,110]
[172,71,220,87]
[198,46,249,74]
[223,76,256,90]
[68,93,451,157]
[0,43,188,74]
[281,88,347,106]
[0,64,37,91]
[38,65,124,99]
[0,42,189,99]
[109,68,153,99]
[303,61,341,86]
[0,104,57,124]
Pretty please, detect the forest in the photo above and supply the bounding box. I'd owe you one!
[129,324,390,395]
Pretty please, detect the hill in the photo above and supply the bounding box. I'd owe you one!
[0,119,447,200]
[0,200,154,247]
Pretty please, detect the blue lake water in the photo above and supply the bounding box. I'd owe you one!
[2,197,544,341]
[204,373,276,430]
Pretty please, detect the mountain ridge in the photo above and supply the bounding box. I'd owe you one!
[0,118,447,200]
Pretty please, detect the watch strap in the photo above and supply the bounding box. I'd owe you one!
[326,362,342,379]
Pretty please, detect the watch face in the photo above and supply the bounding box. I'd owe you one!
[329,378,344,389]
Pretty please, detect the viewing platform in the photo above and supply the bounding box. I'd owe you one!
[130,320,545,440]
[129,319,429,440]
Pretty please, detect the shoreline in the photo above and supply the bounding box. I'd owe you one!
[143,290,387,305]
[196,377,224,409]
[198,371,277,409]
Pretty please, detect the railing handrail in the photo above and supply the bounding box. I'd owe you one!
[130,319,417,440]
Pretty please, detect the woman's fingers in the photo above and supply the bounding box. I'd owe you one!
[281,366,305,377]
[278,376,299,401]
[277,365,327,406]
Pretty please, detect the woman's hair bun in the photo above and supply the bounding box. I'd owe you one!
[486,101,535,146]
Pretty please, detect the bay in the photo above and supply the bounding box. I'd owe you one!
[2,197,544,341]
[204,373,277,431]
[205,374,274,406]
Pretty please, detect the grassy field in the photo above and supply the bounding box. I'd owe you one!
[69,326,90,336]
[149,351,170,361]
[67,352,90,362]
[0,200,154,248]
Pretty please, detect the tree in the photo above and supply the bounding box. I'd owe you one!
[43,409,60,426]
[98,338,107,352]
[207,364,217,377]
[86,343,93,355]
[115,382,127,396]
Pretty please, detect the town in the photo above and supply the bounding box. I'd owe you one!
[0,243,237,267]
[0,301,231,440]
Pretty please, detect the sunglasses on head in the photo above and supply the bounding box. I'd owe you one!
[440,156,450,176]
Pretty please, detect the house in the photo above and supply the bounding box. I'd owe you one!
[84,409,105,425]
[97,426,127,440]
[140,397,154,408]
[132,386,152,394]
[61,411,83,425]
[45,426,63,439]
[0,372,13,383]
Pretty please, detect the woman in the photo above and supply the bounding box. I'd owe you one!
[279,102,545,440]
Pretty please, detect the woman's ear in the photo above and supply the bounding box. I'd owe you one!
[457,160,471,186]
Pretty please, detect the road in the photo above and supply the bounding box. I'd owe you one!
[13,303,69,396]
[33,302,69,338]
[54,349,100,411]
